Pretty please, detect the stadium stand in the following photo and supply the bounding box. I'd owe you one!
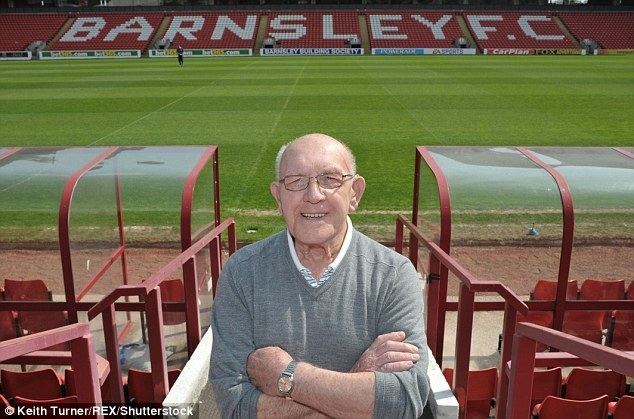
[366,12,464,49]
[559,12,634,50]
[463,12,576,50]
[50,13,164,51]
[265,11,360,48]
[0,13,68,51]
[161,12,260,49]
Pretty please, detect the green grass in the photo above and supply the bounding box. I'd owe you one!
[0,56,632,244]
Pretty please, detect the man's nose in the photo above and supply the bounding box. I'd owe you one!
[304,177,325,203]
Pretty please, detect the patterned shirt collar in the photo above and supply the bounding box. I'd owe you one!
[287,216,354,288]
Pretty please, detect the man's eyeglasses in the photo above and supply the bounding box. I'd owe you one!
[279,173,355,191]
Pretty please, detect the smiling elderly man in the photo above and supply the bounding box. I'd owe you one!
[210,133,430,418]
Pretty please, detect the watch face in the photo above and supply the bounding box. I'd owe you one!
[278,376,293,394]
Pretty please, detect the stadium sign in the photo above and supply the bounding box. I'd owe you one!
[260,48,363,56]
[39,50,141,60]
[149,49,252,58]
[0,51,31,61]
[534,49,582,55]
[372,48,476,55]
[483,48,531,55]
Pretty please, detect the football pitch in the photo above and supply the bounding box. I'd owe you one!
[1,55,633,242]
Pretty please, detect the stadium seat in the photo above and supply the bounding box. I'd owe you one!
[442,367,497,419]
[367,12,464,49]
[608,395,634,419]
[0,14,68,51]
[579,279,626,328]
[0,394,9,407]
[4,279,69,351]
[0,310,19,343]
[159,279,186,326]
[164,12,260,49]
[266,12,361,49]
[0,368,63,400]
[515,311,553,352]
[607,309,634,351]
[126,368,181,405]
[559,12,634,50]
[563,368,625,401]
[13,395,78,406]
[531,279,578,300]
[562,310,604,345]
[532,394,608,419]
[530,368,562,411]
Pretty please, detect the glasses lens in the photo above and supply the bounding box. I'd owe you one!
[317,174,343,189]
[283,176,308,191]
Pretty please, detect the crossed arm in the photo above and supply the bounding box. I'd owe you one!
[247,331,420,418]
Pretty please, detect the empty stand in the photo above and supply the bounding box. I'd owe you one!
[0,13,68,51]
[464,13,576,50]
[0,368,63,400]
[532,394,608,419]
[367,12,464,49]
[50,13,164,51]
[559,12,634,50]
[266,11,360,48]
[563,368,626,401]
[163,12,259,49]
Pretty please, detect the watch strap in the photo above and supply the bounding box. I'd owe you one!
[282,360,298,378]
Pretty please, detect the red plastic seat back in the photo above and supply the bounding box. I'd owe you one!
[609,395,634,419]
[609,309,634,351]
[562,311,604,344]
[13,395,78,405]
[0,368,63,400]
[159,279,186,326]
[532,280,578,300]
[626,281,634,299]
[564,368,626,400]
[466,368,497,419]
[127,368,181,405]
[517,311,554,351]
[530,368,562,411]
[4,279,50,302]
[0,310,17,342]
[533,394,608,418]
[580,279,625,300]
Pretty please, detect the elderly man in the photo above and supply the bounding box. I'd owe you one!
[210,133,429,418]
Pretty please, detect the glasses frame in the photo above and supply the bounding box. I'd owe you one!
[279,173,355,191]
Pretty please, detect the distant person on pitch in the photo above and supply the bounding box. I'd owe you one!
[210,133,430,418]
[176,45,184,66]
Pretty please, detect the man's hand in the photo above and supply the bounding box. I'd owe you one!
[350,331,420,373]
[247,346,293,396]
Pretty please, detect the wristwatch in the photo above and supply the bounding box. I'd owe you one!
[277,360,298,398]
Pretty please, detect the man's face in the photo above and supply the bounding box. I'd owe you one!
[270,138,365,249]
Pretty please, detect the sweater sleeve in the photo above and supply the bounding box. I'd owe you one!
[373,260,430,418]
[209,260,261,418]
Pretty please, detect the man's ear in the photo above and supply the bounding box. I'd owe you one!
[270,181,283,214]
[349,176,366,212]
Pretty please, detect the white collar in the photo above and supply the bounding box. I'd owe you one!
[287,216,354,273]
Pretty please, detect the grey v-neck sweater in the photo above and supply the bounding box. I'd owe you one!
[210,229,429,418]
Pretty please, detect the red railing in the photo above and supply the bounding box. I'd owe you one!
[0,323,106,418]
[506,322,634,419]
[87,218,236,404]
[396,214,528,419]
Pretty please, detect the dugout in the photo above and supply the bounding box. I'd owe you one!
[0,146,235,404]
[395,146,633,418]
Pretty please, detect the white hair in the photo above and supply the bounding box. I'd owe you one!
[275,137,357,180]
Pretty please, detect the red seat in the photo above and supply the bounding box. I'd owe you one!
[126,368,181,405]
[562,310,604,344]
[531,279,578,300]
[4,279,69,351]
[579,279,626,328]
[563,368,625,401]
[608,395,634,419]
[0,368,63,400]
[159,279,186,326]
[532,394,608,418]
[516,311,553,352]
[13,395,78,405]
[530,368,562,411]
[442,367,497,419]
[0,310,18,342]
[607,309,634,351]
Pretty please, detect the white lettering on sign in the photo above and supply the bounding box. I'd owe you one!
[322,15,354,39]
[517,15,564,41]
[466,15,503,40]
[269,15,307,40]
[164,16,205,41]
[104,17,153,41]
[369,15,407,40]
[60,17,106,42]
[410,14,452,40]
[212,15,257,40]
